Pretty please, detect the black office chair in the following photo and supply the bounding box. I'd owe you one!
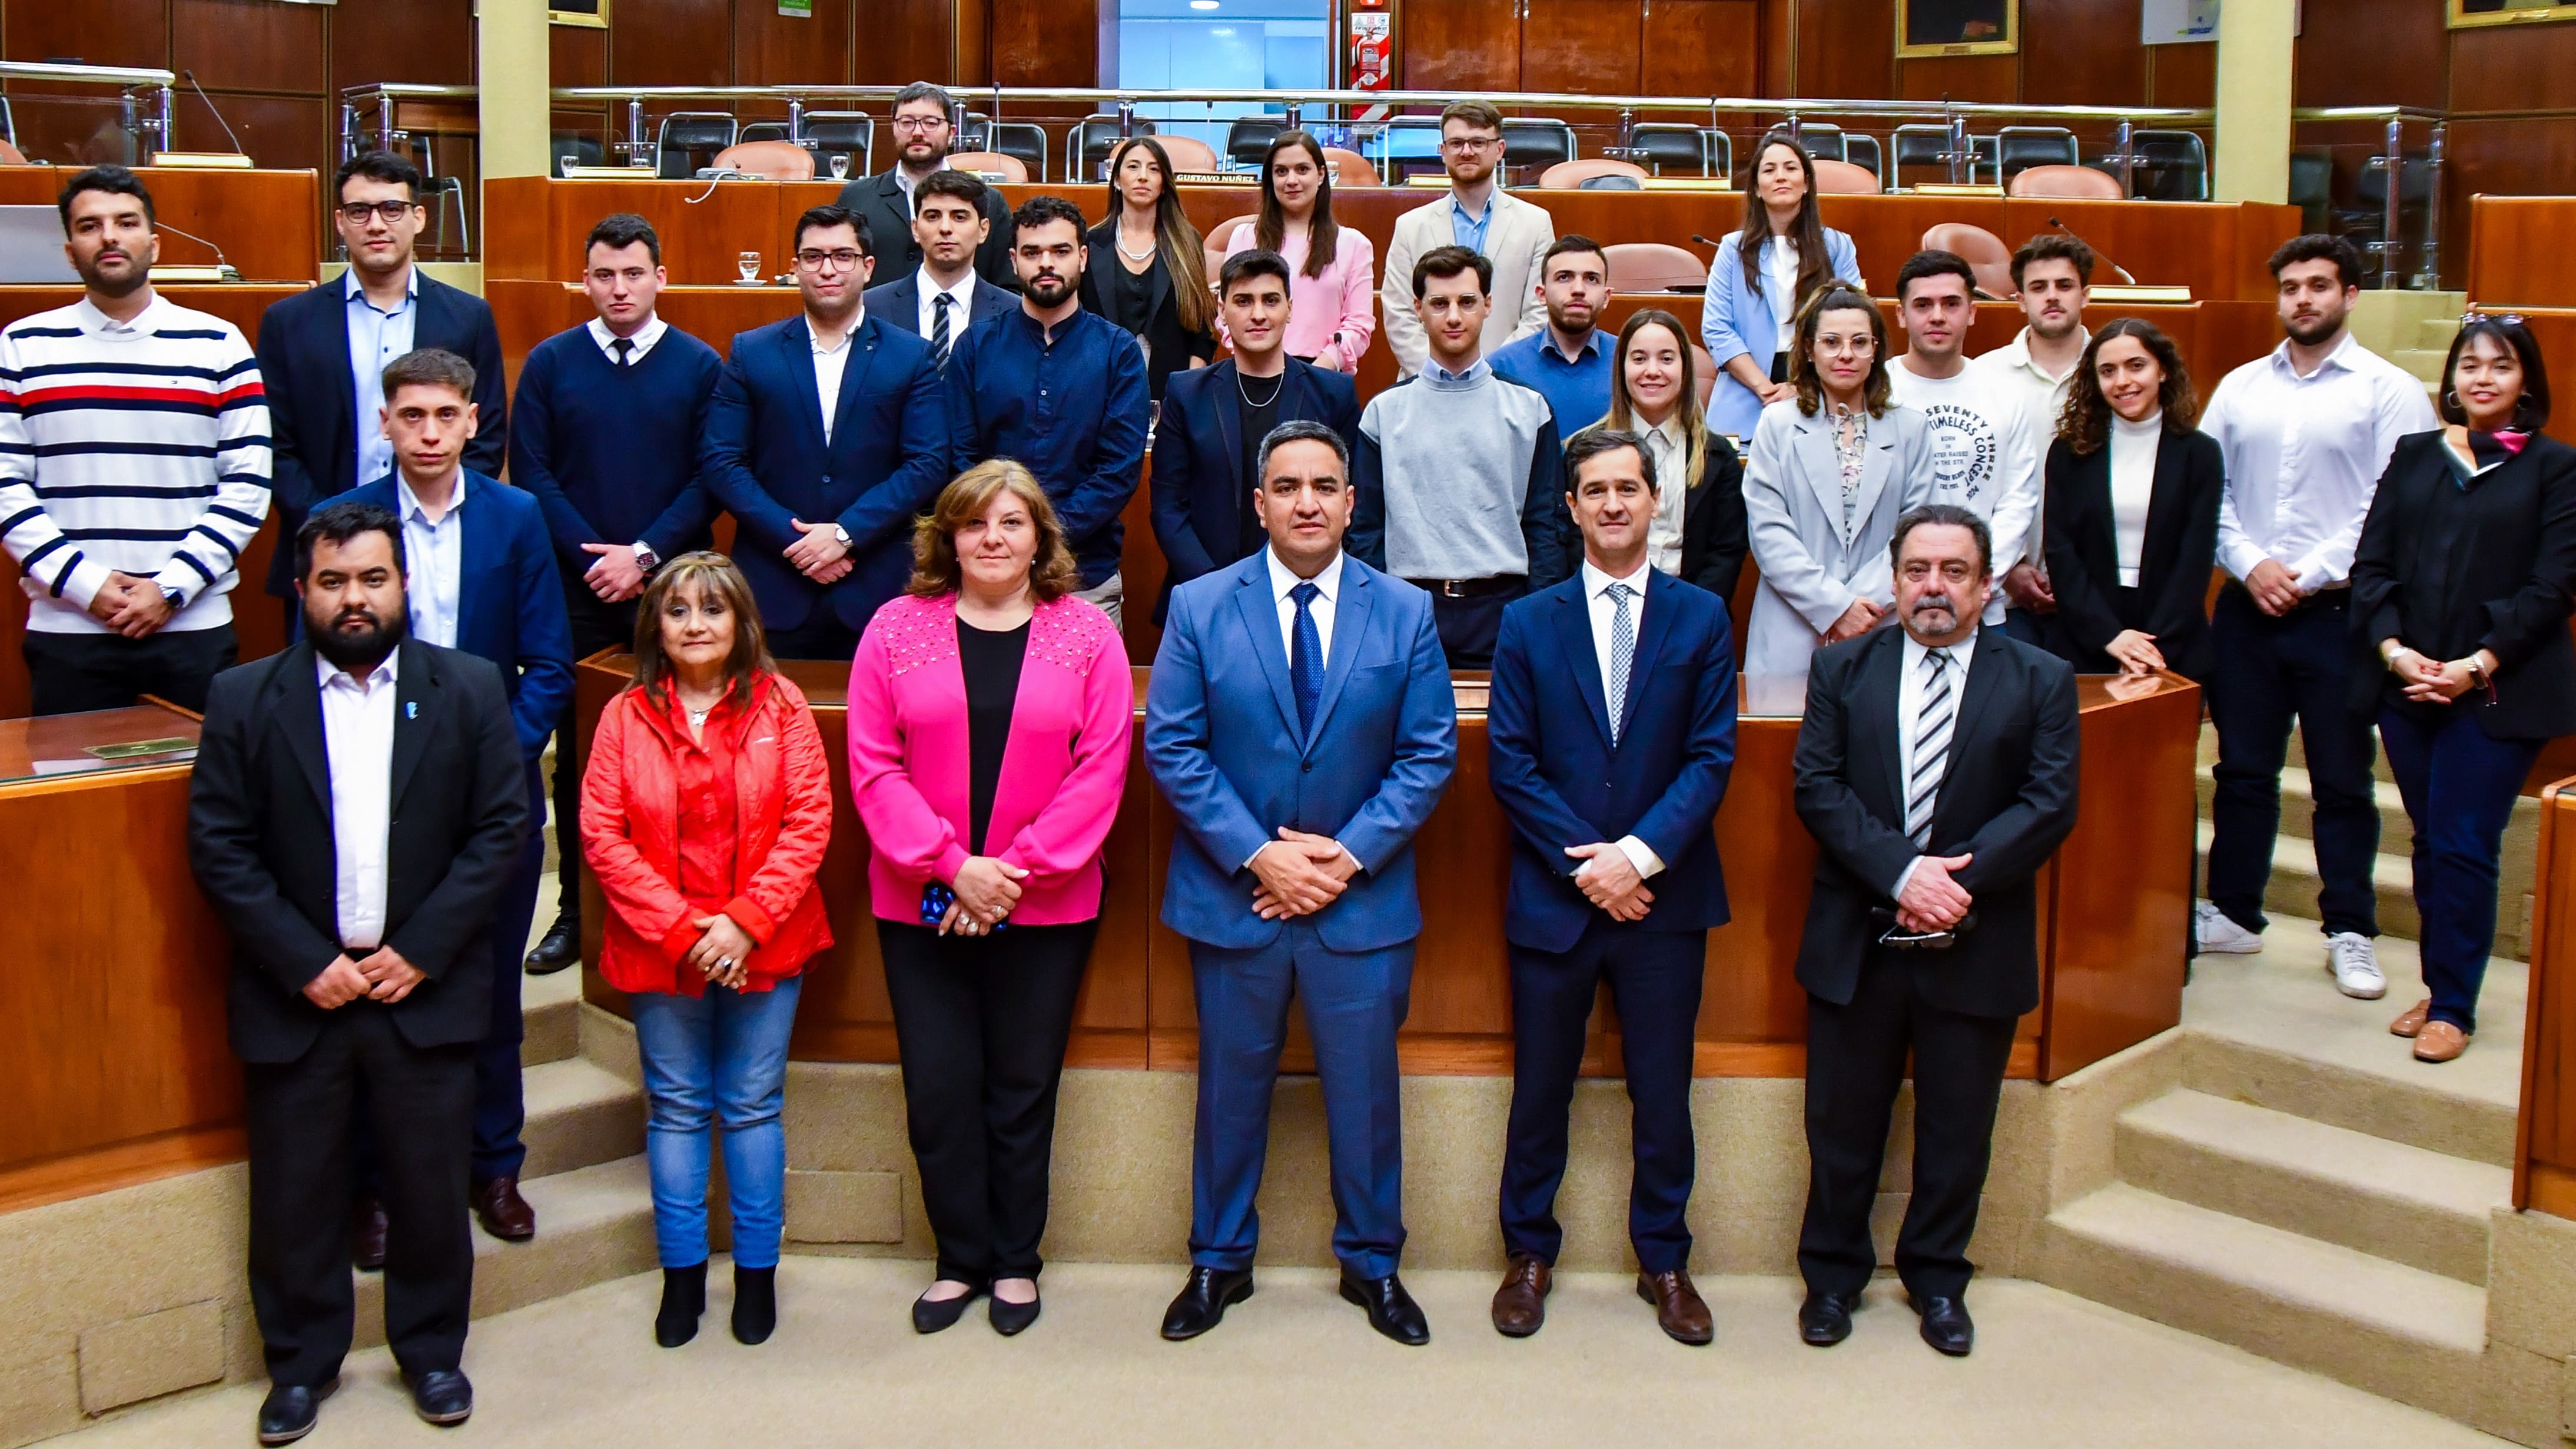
[656,112,737,180]
[2289,150,2335,234]
[1702,128,1734,181]
[737,121,791,145]
[1068,115,1156,181]
[1995,125,2077,184]
[549,133,605,178]
[1499,118,1575,175]
[1791,122,1847,163]
[2337,154,2434,286]
[1226,115,1284,167]
[1843,134,1883,185]
[802,111,872,180]
[2130,129,2209,201]
[1627,122,1705,177]
[1891,124,1953,185]
[961,117,1047,180]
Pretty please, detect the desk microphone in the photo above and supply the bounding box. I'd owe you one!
[180,71,245,155]
[152,220,240,281]
[2046,215,2138,285]
[1691,233,1725,252]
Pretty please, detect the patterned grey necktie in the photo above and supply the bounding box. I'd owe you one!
[1605,581,1635,745]
[930,293,954,370]
[1906,646,1955,847]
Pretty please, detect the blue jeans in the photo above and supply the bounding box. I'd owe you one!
[630,974,805,1269]
[2379,707,2541,1034]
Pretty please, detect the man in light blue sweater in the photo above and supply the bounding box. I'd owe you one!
[1351,245,1568,669]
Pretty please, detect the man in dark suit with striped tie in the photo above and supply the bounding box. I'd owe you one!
[1787,503,2079,1360]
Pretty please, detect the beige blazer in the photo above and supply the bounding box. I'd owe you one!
[1379,188,1555,379]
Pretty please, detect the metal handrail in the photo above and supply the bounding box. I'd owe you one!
[2,61,174,163]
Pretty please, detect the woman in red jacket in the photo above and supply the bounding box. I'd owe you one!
[582,552,834,1352]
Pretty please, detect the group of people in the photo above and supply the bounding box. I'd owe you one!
[4,76,2570,1448]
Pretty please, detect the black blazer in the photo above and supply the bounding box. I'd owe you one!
[2351,429,2576,741]
[1675,430,1750,604]
[861,270,1020,341]
[1077,217,1219,400]
[2040,426,2224,682]
[1791,625,2081,1019]
[832,168,1017,287]
[254,272,509,596]
[1148,356,1361,622]
[188,640,531,1064]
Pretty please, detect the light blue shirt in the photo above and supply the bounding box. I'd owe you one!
[1422,356,1491,386]
[395,469,466,648]
[347,267,419,490]
[1447,190,1494,253]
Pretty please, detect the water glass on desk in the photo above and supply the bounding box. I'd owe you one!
[738,251,763,286]
[829,152,851,181]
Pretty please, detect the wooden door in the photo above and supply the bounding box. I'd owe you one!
[1402,0,1521,92]
[1521,0,1642,96]
[1640,0,1761,98]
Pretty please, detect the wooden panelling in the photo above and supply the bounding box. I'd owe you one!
[1794,0,1893,99]
[2020,0,2143,107]
[2292,0,2445,111]
[991,0,1098,87]
[2147,33,2215,107]
[2448,122,2576,291]
[2518,783,2576,1211]
[857,0,958,86]
[551,24,608,89]
[2452,15,2576,115]
[170,0,323,95]
[1641,0,1761,100]
[3,0,167,71]
[329,0,472,89]
[1402,0,1521,92]
[2465,195,2576,307]
[1522,0,1644,97]
[609,0,732,88]
[1898,53,2020,102]
[736,0,854,88]
[175,91,326,180]
[1760,0,1792,97]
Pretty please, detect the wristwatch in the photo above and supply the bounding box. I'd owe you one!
[160,583,184,609]
[832,524,852,548]
[631,541,659,573]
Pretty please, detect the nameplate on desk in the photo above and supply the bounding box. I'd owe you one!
[1908,183,2007,197]
[148,265,235,284]
[1172,172,1257,186]
[1638,177,1735,192]
[148,152,253,170]
[560,165,660,180]
[85,737,195,761]
[2089,285,2192,303]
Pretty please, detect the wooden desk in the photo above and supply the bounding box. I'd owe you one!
[576,655,2196,1086]
[0,703,239,1212]
[2467,195,2576,309]
[0,167,320,285]
[2522,778,2576,1218]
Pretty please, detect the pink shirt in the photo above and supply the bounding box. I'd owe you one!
[1217,221,1376,373]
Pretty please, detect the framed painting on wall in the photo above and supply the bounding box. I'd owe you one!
[1896,0,2019,56]
[550,0,609,27]
[2452,0,2576,26]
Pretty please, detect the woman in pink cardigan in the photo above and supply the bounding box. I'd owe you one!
[1214,129,1375,373]
[847,458,1133,1338]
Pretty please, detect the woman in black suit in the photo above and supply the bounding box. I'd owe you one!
[1572,307,1748,602]
[2041,318,2223,681]
[1077,135,1216,401]
[2352,314,2576,1064]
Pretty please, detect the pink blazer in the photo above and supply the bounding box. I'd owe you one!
[847,592,1134,924]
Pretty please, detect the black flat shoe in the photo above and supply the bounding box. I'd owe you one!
[1338,1269,1430,1347]
[1798,1290,1857,1347]
[732,1264,778,1345]
[1160,1266,1254,1341]
[255,1378,336,1444]
[912,1281,985,1334]
[988,1288,1042,1337]
[403,1368,473,1427]
[525,915,580,974]
[1910,1291,1975,1357]
[655,1262,706,1348]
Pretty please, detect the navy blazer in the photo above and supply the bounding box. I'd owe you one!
[254,273,508,596]
[698,311,950,633]
[341,469,576,764]
[1488,568,1737,952]
[833,168,1017,287]
[862,270,1020,341]
[1149,358,1361,622]
[1145,551,1458,953]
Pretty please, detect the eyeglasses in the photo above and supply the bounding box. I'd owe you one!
[2464,310,2526,326]
[1440,136,1502,154]
[796,248,865,271]
[890,116,947,133]
[338,200,417,224]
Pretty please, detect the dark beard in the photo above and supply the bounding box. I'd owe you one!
[2283,311,2342,347]
[308,602,408,673]
[1024,274,1074,307]
[75,251,148,299]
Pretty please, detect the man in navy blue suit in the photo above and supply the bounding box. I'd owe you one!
[1484,429,1737,1345]
[1150,248,1360,624]
[859,168,1017,365]
[255,151,507,612]
[1147,420,1457,1348]
[701,204,949,659]
[343,349,572,1252]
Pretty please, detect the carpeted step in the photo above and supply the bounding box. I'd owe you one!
[2192,820,2431,946]
[516,1057,646,1182]
[2180,1029,2519,1170]
[2191,762,2541,888]
[351,1156,657,1351]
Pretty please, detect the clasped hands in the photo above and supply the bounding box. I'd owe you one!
[1565,841,1653,921]
[1820,597,1882,645]
[2386,644,2489,705]
[941,856,1030,936]
[785,518,853,585]
[82,571,174,638]
[301,945,428,1009]
[1250,828,1358,920]
[1895,852,1975,936]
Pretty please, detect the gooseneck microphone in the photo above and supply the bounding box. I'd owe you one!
[180,70,245,156]
[151,220,239,281]
[2046,215,2138,285]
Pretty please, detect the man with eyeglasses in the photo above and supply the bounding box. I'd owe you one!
[1380,99,1553,381]
[256,151,506,632]
[833,80,1017,289]
[701,204,948,659]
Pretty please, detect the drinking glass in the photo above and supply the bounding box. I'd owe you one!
[738,251,762,285]
[829,152,851,181]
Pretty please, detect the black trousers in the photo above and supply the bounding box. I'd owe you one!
[24,624,236,715]
[765,614,860,663]
[1798,948,2017,1300]
[550,572,639,921]
[878,917,1097,1282]
[1409,579,1527,671]
[244,1005,477,1387]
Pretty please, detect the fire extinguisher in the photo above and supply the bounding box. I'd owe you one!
[1349,0,1392,91]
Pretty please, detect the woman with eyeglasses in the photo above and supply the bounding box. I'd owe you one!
[1700,128,1866,442]
[2351,314,2576,1064]
[1078,136,1216,400]
[1214,130,1376,374]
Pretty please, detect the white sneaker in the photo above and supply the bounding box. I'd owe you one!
[2326,933,2386,999]
[2194,901,2262,954]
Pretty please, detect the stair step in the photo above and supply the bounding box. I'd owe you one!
[2191,762,2541,902]
[2116,1089,2507,1285]
[2036,1183,2487,1421]
[351,1156,658,1350]
[2193,822,2534,959]
[2390,349,2451,387]
[2416,313,2464,353]
[518,1056,646,1181]
[521,992,579,1068]
[2180,1003,2523,1169]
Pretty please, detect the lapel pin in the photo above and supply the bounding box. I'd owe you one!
[406,701,418,719]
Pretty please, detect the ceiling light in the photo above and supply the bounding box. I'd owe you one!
[1190,2,1220,10]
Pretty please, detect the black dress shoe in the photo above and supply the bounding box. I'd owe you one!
[525,915,580,974]
[655,1262,706,1348]
[989,1286,1042,1337]
[733,1265,778,1344]
[404,1368,473,1426]
[351,1196,387,1272]
[1798,1290,1857,1347]
[255,1378,336,1445]
[1910,1291,1975,1357]
[1160,1266,1254,1341]
[912,1281,985,1334]
[1339,1270,1430,1347]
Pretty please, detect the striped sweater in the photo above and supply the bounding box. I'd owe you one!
[0,294,271,634]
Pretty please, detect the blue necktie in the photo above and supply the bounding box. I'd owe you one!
[1290,581,1323,738]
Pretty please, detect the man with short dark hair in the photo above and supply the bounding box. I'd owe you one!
[702,204,948,659]
[1974,233,2095,642]
[833,79,1015,286]
[0,165,270,715]
[1790,502,2078,1360]
[256,151,507,611]
[191,498,530,1443]
[861,168,1016,364]
[1150,247,1360,622]
[2196,234,2436,988]
[508,212,721,972]
[1488,234,1614,436]
[1381,99,1554,379]
[946,194,1151,628]
[1887,249,2037,631]
[1486,427,1737,1345]
[1351,244,1568,668]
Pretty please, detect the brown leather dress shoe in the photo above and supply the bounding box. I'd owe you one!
[2389,999,2431,1037]
[1491,1252,1550,1337]
[1638,1268,1714,1345]
[351,1197,387,1272]
[2414,1020,2472,1063]
[472,1176,537,1241]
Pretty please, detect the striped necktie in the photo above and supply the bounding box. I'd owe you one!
[1906,646,1955,848]
[930,293,954,370]
[1604,581,1635,745]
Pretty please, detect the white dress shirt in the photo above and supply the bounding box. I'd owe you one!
[396,469,466,649]
[587,313,666,366]
[2109,410,2163,587]
[811,309,862,443]
[346,266,418,488]
[319,649,399,951]
[1642,416,1691,576]
[1765,236,1801,352]
[1266,545,1342,669]
[916,267,978,340]
[1891,625,1976,897]
[2205,331,2438,592]
[1579,558,1668,880]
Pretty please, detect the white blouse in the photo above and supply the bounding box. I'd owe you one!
[2110,410,2163,588]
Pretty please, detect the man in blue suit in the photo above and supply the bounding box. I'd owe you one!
[1484,429,1737,1345]
[1149,248,1360,625]
[344,349,573,1252]
[1147,419,1457,1348]
[859,168,1018,365]
[701,204,948,659]
[255,151,507,610]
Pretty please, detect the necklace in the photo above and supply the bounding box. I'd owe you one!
[1236,367,1285,408]
[1116,227,1157,263]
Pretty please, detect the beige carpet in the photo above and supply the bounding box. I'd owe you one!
[55,1260,2507,1447]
